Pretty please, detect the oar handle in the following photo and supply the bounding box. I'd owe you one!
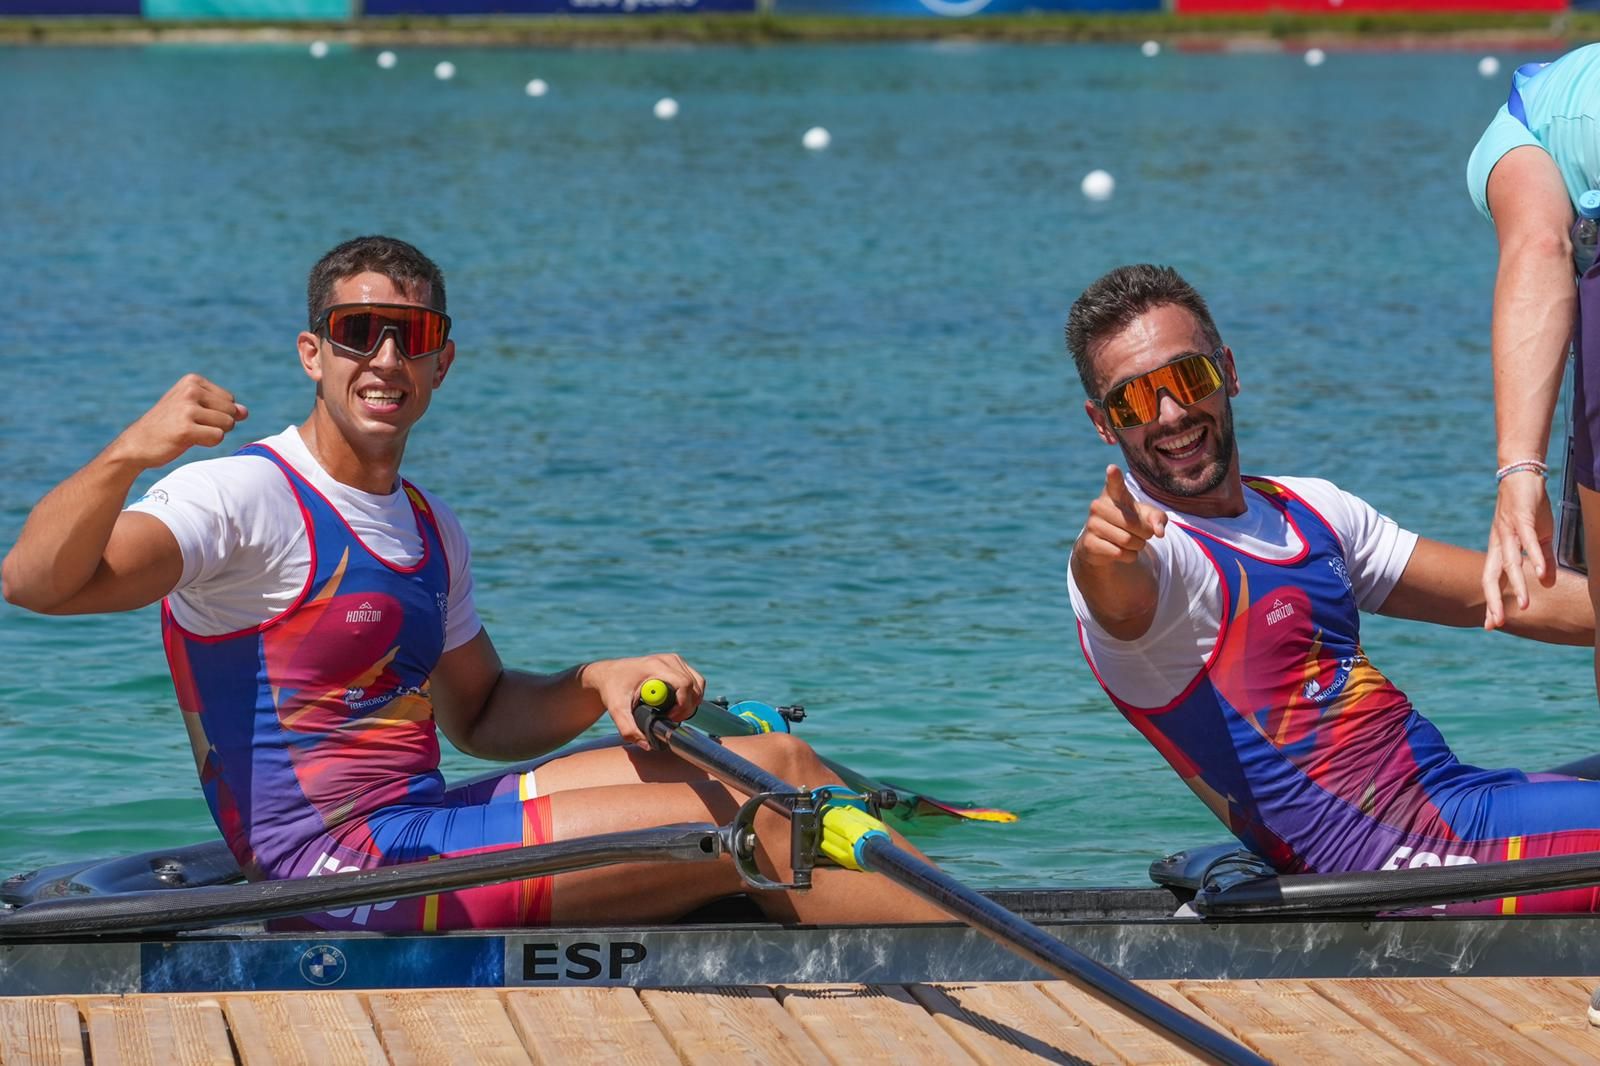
[634,679,676,749]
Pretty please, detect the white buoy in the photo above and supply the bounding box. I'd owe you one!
[434,60,456,82]
[1478,55,1501,78]
[802,126,831,151]
[309,40,329,59]
[654,97,679,120]
[1081,169,1115,202]
[1304,47,1326,67]
[525,78,548,97]
[377,50,397,70]
[1140,40,1160,58]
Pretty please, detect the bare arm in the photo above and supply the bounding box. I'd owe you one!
[1069,465,1169,641]
[1381,537,1593,646]
[429,628,707,756]
[2,374,247,614]
[1482,146,1577,624]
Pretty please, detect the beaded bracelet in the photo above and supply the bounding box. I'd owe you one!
[1495,459,1550,483]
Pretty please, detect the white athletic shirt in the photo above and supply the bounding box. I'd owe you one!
[125,425,483,647]
[1067,473,1419,708]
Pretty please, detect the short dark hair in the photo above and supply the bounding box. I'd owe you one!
[306,236,447,327]
[1065,264,1221,396]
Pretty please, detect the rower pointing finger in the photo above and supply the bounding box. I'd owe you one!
[1104,466,1167,541]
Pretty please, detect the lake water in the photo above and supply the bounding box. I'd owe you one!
[1,40,1592,888]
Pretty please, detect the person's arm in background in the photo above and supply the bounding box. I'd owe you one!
[1481,147,1577,626]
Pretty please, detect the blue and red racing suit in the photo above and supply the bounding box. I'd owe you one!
[162,443,553,930]
[1082,477,1600,914]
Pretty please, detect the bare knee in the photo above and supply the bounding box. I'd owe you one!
[724,732,837,789]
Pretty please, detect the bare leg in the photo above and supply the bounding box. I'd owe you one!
[538,734,950,925]
[539,732,936,863]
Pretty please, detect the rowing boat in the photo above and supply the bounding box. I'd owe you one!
[8,695,1600,1055]
[9,834,1600,997]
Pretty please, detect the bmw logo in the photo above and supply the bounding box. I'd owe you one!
[298,943,348,986]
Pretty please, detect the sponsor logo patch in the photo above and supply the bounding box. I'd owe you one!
[345,601,383,625]
[299,943,348,986]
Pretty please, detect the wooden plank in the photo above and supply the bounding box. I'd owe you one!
[0,998,86,1066]
[1172,980,1409,1065]
[1035,981,1203,1065]
[1308,978,1535,1065]
[908,982,1123,1064]
[776,984,979,1066]
[1439,977,1600,1065]
[503,988,680,1066]
[639,986,831,1066]
[220,992,387,1066]
[79,996,236,1066]
[366,989,531,1066]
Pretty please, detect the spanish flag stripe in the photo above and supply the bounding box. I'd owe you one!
[1500,837,1523,915]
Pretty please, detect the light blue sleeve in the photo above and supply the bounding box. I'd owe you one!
[1466,105,1543,223]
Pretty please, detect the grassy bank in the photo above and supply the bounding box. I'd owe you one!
[0,11,1591,47]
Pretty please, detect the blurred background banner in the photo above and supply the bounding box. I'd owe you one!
[1175,0,1562,12]
[142,0,349,15]
[0,0,762,14]
[0,1,142,12]
[364,0,757,12]
[0,0,1576,12]
[774,0,1161,11]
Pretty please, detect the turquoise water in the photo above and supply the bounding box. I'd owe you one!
[1,42,1593,888]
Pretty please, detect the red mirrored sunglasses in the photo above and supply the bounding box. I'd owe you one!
[314,303,451,360]
[1096,349,1225,430]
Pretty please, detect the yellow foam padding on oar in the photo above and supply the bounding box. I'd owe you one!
[639,679,672,708]
[820,804,891,872]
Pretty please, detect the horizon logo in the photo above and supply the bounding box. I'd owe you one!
[1265,599,1294,626]
[346,601,383,625]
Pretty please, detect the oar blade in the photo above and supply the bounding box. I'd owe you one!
[902,789,1019,823]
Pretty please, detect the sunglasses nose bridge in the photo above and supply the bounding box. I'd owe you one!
[368,326,407,364]
[1152,387,1191,423]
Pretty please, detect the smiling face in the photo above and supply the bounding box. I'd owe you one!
[296,271,455,489]
[1083,302,1243,516]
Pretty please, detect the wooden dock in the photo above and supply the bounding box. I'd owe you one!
[2,977,1597,1064]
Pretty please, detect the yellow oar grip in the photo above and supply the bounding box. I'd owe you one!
[639,679,672,709]
[819,804,891,872]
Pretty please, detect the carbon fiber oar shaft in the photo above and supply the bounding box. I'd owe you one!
[638,710,1267,1066]
[0,823,721,940]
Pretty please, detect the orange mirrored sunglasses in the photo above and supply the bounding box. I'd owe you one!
[314,303,451,360]
[1096,349,1224,430]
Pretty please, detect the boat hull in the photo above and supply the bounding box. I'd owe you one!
[8,895,1600,995]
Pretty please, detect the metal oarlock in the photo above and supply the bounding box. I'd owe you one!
[721,790,818,891]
